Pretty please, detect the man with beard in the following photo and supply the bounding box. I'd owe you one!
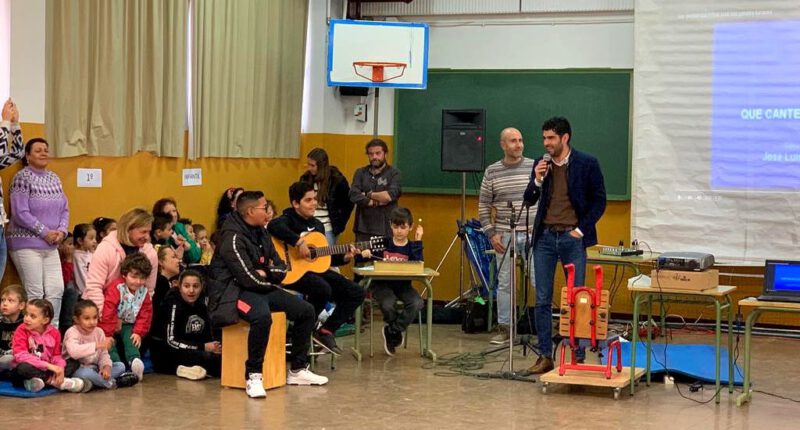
[522,117,606,375]
[349,138,402,242]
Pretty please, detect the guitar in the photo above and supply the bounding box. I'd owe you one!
[272,231,385,285]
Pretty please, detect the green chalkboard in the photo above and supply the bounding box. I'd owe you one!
[394,70,631,200]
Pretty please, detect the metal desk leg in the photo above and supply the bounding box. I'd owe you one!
[727,298,734,394]
[630,292,643,396]
[714,299,722,403]
[488,260,495,333]
[351,279,370,362]
[736,309,761,406]
[646,294,653,386]
[423,280,437,361]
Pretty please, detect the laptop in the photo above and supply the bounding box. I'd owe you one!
[758,260,800,303]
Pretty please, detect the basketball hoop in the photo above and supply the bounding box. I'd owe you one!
[352,61,407,83]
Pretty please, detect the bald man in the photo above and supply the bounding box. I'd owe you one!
[478,127,537,345]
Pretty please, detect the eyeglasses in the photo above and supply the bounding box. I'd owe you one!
[252,206,270,211]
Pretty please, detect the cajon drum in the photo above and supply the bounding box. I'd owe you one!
[221,312,286,390]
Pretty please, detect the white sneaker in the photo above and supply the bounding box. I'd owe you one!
[246,373,267,398]
[176,365,207,380]
[60,377,85,393]
[131,358,145,381]
[287,367,329,386]
[24,377,45,392]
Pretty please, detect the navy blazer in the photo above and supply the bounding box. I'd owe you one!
[523,147,607,248]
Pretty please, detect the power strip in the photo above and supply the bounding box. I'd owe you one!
[599,246,644,257]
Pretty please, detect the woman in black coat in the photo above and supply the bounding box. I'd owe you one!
[299,148,354,245]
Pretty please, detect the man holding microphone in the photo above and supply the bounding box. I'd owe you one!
[523,117,606,374]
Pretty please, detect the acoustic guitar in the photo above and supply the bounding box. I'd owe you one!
[272,231,385,285]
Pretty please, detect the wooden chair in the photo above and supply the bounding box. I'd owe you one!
[557,264,622,379]
[221,312,286,390]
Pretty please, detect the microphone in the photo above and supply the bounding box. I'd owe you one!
[541,153,552,179]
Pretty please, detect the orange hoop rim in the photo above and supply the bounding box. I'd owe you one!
[352,61,407,68]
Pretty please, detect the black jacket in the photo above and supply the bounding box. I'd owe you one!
[0,314,23,352]
[151,288,212,351]
[207,212,287,327]
[268,208,349,267]
[299,166,354,236]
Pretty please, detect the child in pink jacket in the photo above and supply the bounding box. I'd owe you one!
[11,299,89,393]
[63,300,133,389]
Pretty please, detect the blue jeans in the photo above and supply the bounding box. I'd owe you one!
[495,231,534,326]
[325,231,337,246]
[73,362,126,389]
[533,229,587,357]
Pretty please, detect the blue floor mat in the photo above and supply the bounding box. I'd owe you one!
[0,381,59,398]
[600,342,744,385]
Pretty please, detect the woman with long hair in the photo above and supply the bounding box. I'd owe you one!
[299,148,353,244]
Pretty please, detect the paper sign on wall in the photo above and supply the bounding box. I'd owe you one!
[182,168,202,187]
[77,168,102,188]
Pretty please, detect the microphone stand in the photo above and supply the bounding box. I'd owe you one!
[479,202,535,383]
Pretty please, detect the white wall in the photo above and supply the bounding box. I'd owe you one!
[301,3,634,135]
[7,1,634,135]
[9,0,44,124]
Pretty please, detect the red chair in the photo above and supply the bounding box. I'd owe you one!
[557,264,623,379]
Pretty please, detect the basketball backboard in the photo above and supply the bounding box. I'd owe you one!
[327,19,429,89]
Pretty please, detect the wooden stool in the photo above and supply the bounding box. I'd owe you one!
[221,312,286,390]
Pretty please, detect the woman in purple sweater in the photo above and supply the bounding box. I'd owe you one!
[7,138,70,327]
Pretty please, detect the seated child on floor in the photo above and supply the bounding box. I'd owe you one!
[151,269,221,380]
[0,285,26,374]
[361,207,425,356]
[63,300,138,389]
[10,299,90,393]
[98,253,153,382]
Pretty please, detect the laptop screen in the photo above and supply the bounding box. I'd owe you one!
[764,260,800,293]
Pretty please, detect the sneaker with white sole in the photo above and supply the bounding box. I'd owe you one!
[130,358,144,382]
[24,377,45,392]
[287,367,329,386]
[246,373,267,398]
[382,325,396,356]
[60,377,86,393]
[176,365,207,381]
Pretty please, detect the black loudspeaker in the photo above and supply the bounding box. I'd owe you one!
[441,109,485,172]
[338,86,369,96]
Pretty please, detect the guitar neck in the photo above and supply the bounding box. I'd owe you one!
[313,240,373,257]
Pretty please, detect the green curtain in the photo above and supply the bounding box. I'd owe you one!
[191,0,307,159]
[45,0,187,157]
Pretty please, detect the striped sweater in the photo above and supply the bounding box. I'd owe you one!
[478,157,536,238]
[0,121,24,225]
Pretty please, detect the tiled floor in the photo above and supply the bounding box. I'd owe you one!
[4,325,799,429]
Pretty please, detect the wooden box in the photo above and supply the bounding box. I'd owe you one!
[374,260,424,274]
[558,288,610,339]
[650,269,719,291]
[221,312,286,390]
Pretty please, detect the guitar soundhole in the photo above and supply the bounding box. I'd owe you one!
[309,247,317,260]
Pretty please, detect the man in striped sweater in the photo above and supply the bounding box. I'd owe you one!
[478,127,536,344]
